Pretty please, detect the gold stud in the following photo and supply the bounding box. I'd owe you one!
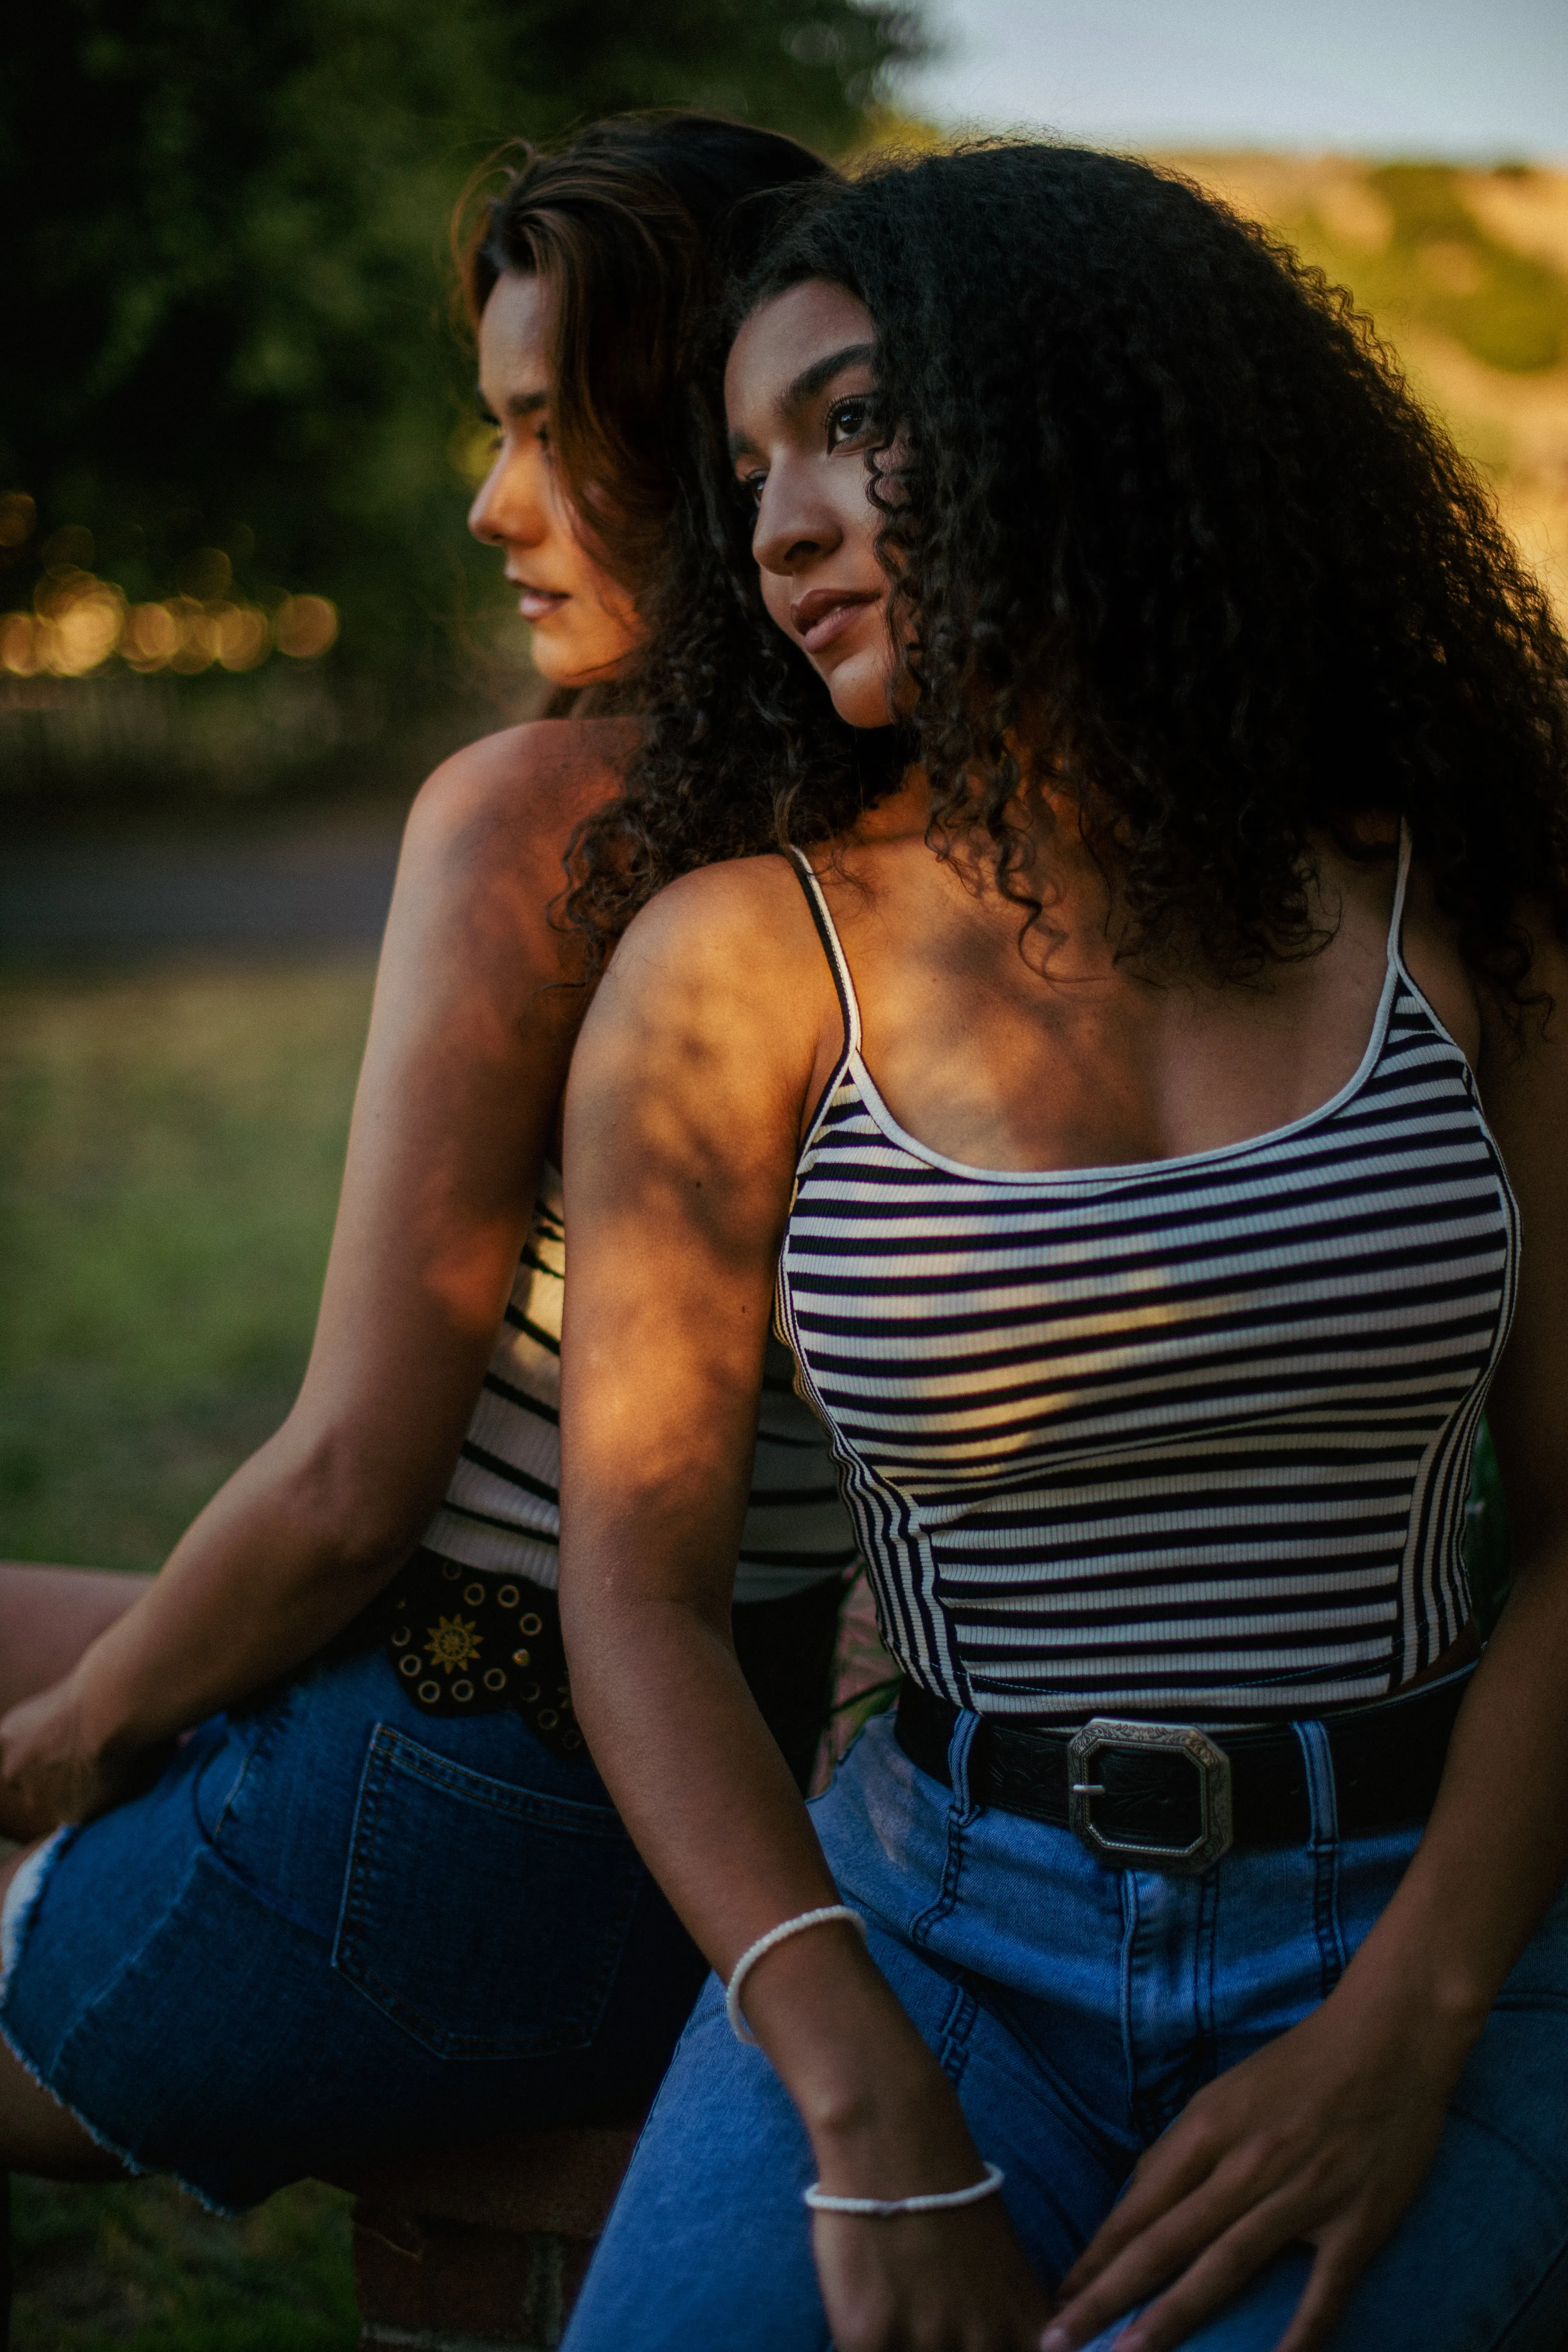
[512,1647,531,1668]
[520,1612,543,1636]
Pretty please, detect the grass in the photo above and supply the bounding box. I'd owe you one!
[10,2178,358,2352]
[0,954,375,2344]
[0,958,375,1573]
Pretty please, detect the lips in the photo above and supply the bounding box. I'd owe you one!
[511,580,569,624]
[790,585,880,656]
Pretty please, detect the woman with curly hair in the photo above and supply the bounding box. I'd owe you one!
[0,113,857,2212]
[553,144,1568,2350]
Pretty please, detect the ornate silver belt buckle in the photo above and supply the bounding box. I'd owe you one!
[1066,1718,1233,1875]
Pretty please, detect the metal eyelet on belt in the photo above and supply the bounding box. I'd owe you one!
[1067,1718,1233,1875]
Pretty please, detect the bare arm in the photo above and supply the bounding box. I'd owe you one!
[0,717,633,1827]
[558,861,1050,2352]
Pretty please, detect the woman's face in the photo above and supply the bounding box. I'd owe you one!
[725,279,896,730]
[468,271,642,689]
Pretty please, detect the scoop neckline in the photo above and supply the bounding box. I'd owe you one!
[835,950,1410,1190]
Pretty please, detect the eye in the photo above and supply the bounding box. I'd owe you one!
[826,394,877,450]
[738,468,767,511]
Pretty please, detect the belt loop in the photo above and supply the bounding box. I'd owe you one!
[1293,1719,1339,1846]
[946,1709,984,1822]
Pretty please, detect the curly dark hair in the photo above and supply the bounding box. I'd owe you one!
[568,142,1568,1007]
[456,113,831,607]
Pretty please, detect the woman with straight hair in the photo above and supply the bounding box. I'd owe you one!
[0,112,859,2212]
[550,144,1568,2351]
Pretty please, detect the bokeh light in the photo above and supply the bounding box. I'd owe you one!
[175,546,233,600]
[272,595,339,659]
[120,603,183,671]
[0,492,37,549]
[0,520,341,679]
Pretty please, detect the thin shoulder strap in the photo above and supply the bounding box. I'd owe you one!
[1388,818,1413,963]
[785,847,863,1061]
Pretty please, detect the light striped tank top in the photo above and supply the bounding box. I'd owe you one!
[424,1163,858,1603]
[775,832,1519,1721]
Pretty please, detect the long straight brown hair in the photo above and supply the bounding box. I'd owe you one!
[456,114,833,606]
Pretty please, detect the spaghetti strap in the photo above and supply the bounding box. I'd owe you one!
[1388,818,1414,964]
[786,849,863,1060]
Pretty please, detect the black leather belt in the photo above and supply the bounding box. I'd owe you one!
[895,1670,1473,1875]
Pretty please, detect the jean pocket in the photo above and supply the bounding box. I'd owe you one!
[332,1723,644,2059]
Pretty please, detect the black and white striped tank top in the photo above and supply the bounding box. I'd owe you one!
[424,1162,858,1602]
[775,833,1518,1721]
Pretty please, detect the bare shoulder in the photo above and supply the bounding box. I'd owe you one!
[610,852,825,995]
[381,718,640,994]
[592,854,844,1135]
[403,716,640,876]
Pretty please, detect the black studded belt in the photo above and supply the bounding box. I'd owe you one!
[382,1546,583,1757]
[895,1669,1474,1875]
[372,1546,848,1788]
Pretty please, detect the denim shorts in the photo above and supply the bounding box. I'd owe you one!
[564,1710,1568,2352]
[0,1644,710,2211]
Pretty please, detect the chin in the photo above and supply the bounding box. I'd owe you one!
[827,664,897,731]
[526,633,589,689]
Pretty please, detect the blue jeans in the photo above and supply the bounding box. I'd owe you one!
[564,1711,1568,2351]
[0,1646,706,2210]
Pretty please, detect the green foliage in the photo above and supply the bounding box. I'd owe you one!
[1295,162,1568,378]
[11,2175,356,2350]
[0,0,927,691]
[0,958,374,1570]
[1370,163,1568,373]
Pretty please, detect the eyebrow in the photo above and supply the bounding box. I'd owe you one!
[479,389,549,425]
[728,341,876,458]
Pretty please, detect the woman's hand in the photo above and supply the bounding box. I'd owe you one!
[0,1675,166,1837]
[1042,1974,1470,2352]
[816,2204,1051,2352]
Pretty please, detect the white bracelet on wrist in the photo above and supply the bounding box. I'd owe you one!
[724,1904,867,2045]
[804,2160,1007,2218]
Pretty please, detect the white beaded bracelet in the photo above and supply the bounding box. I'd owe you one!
[724,1904,868,2044]
[804,2161,1007,2218]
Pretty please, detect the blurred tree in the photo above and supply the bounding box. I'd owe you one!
[1,0,927,699]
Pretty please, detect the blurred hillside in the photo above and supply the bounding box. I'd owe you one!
[0,0,927,814]
[1166,155,1568,620]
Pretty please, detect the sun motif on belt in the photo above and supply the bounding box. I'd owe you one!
[425,1614,484,1672]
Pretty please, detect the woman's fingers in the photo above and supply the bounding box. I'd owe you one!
[1045,2168,1405,2352]
[1268,2231,1377,2352]
[1054,2125,1233,2300]
[1120,2215,1382,2352]
[1043,2180,1301,2351]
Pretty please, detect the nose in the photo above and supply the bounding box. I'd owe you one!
[467,455,506,547]
[751,465,841,580]
[468,444,542,551]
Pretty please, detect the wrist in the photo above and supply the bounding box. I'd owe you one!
[805,2062,983,2200]
[1330,1928,1492,2068]
[63,1631,160,1765]
[725,1909,984,2200]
